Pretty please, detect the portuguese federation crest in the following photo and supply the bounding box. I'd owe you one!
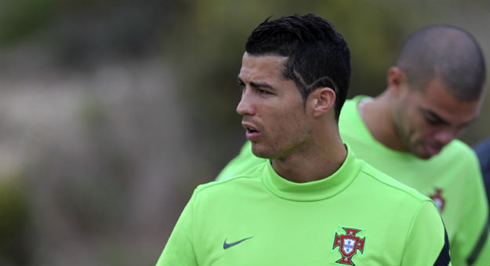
[429,188,445,213]
[333,227,365,265]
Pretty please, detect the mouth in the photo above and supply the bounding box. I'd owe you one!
[246,126,258,134]
[242,122,261,141]
[423,143,443,157]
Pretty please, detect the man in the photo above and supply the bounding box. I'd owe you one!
[157,14,449,266]
[217,24,489,265]
[474,138,490,215]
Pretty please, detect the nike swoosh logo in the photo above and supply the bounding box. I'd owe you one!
[223,236,253,249]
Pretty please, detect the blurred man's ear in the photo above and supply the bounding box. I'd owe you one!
[387,67,408,96]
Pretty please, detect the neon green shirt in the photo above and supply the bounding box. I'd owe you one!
[339,96,490,266]
[157,147,449,266]
[215,96,490,266]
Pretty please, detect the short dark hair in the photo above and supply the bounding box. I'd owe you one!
[396,25,486,102]
[245,14,351,120]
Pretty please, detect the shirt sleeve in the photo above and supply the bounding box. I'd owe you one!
[401,201,451,266]
[156,191,198,266]
[451,152,490,266]
[471,228,490,266]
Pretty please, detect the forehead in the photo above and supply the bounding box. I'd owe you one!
[415,77,481,124]
[239,53,288,81]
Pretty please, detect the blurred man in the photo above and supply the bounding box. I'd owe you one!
[217,25,489,265]
[474,138,490,215]
[157,14,449,265]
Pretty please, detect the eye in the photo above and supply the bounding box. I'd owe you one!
[425,117,440,125]
[257,88,272,95]
[423,114,447,126]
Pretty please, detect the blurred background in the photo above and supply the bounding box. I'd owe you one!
[0,0,489,265]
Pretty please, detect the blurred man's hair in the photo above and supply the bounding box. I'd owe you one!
[396,25,486,101]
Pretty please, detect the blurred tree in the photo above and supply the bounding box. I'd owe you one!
[0,175,30,266]
[0,1,489,265]
[0,0,58,46]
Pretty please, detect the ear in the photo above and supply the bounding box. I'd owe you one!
[387,66,408,96]
[308,87,336,117]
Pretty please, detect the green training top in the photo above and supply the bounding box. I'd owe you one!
[157,146,449,266]
[216,96,490,266]
[339,96,490,266]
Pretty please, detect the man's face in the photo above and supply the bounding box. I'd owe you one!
[236,52,312,159]
[392,77,481,159]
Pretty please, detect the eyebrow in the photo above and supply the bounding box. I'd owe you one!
[237,76,274,89]
[423,108,477,128]
[237,76,244,85]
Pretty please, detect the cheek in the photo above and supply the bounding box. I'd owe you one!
[403,107,423,131]
[287,111,311,138]
[392,107,408,135]
[272,105,308,134]
[409,119,440,142]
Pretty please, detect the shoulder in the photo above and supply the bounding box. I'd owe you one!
[439,139,479,166]
[356,161,433,204]
[446,139,477,154]
[340,96,364,116]
[444,139,476,156]
[194,164,265,201]
[351,160,443,240]
[339,96,368,130]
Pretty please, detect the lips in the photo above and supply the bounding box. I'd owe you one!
[424,143,443,157]
[242,122,262,141]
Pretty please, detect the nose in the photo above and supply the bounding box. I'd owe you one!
[236,90,255,116]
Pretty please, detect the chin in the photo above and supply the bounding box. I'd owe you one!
[251,150,271,159]
[412,148,434,160]
[416,153,433,160]
[251,146,268,158]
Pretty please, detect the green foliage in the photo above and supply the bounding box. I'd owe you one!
[0,174,30,266]
[0,0,58,45]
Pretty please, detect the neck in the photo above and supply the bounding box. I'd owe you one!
[362,92,407,152]
[271,129,347,183]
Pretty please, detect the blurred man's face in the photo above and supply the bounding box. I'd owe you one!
[236,52,312,160]
[392,77,481,159]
